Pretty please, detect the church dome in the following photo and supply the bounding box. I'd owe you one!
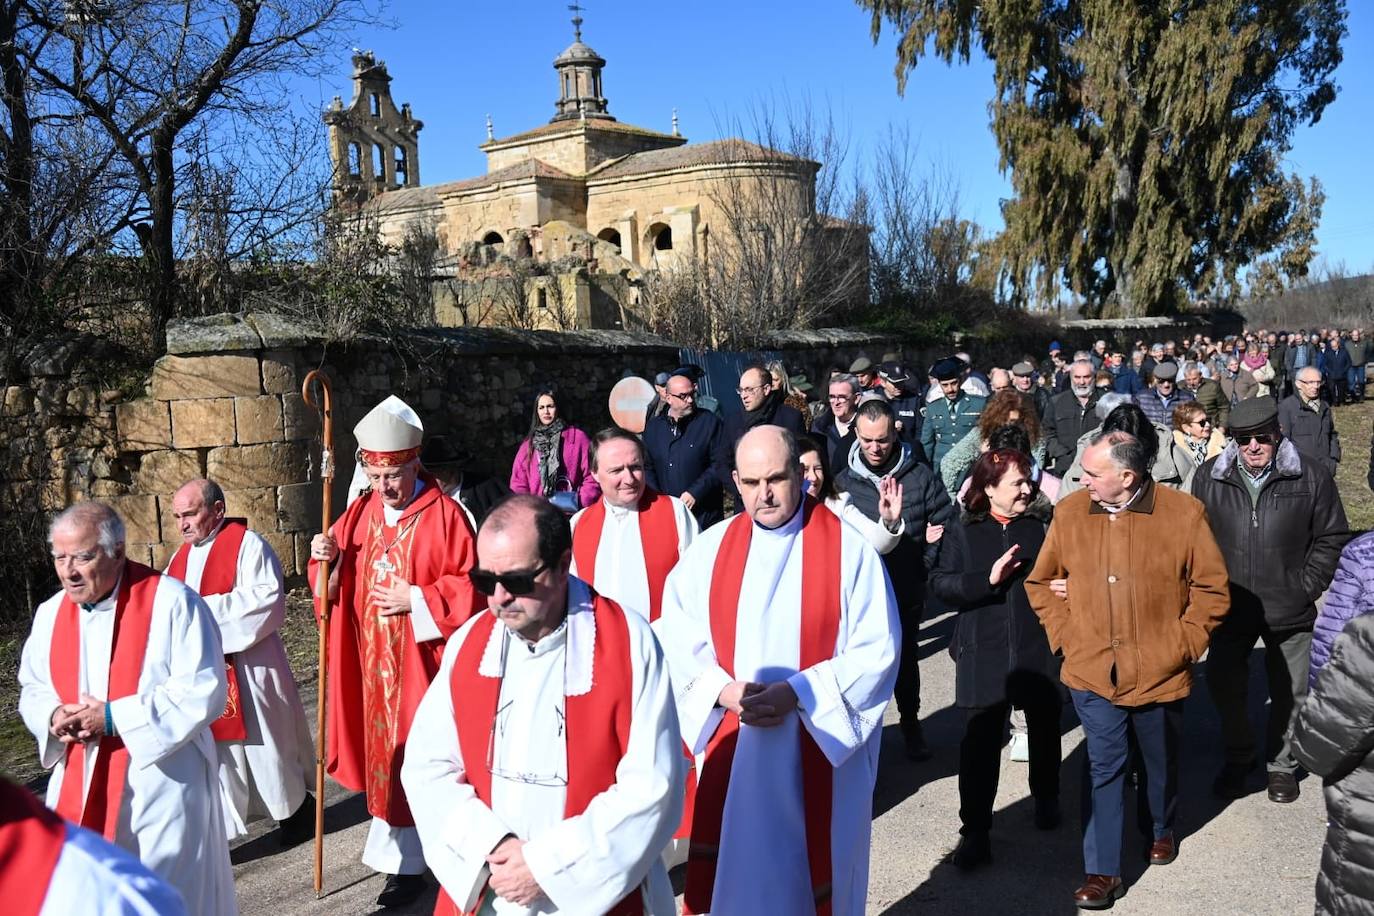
[555,40,604,65]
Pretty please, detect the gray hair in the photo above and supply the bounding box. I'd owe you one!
[179,478,225,507]
[1182,361,1201,376]
[828,373,861,396]
[1089,429,1149,479]
[1073,351,1094,362]
[1070,359,1096,375]
[49,501,126,558]
[1094,391,1132,420]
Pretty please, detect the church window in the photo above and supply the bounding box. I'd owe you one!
[373,143,386,181]
[651,223,673,251]
[347,143,361,177]
[482,231,505,248]
[370,93,381,116]
[597,228,621,251]
[395,146,408,185]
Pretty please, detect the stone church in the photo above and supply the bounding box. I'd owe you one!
[323,16,854,330]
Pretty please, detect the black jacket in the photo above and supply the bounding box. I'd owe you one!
[930,497,1059,708]
[642,408,727,526]
[810,408,857,474]
[1043,389,1101,476]
[889,392,927,461]
[834,442,954,611]
[1190,439,1350,631]
[1278,394,1341,474]
[722,391,807,503]
[1292,612,1374,916]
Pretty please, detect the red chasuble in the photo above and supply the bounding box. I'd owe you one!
[308,474,481,825]
[571,488,680,621]
[684,498,841,916]
[434,594,642,916]
[165,518,248,741]
[49,561,160,841]
[0,778,68,916]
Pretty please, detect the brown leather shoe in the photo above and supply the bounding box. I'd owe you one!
[1074,875,1125,909]
[1267,771,1300,803]
[1148,833,1178,865]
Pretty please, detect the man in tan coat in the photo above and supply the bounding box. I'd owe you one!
[1026,430,1229,909]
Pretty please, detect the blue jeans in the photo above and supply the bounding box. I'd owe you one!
[1348,365,1365,400]
[1070,689,1182,877]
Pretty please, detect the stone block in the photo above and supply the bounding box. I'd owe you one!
[110,494,160,545]
[134,450,201,495]
[247,312,323,349]
[206,442,308,490]
[276,482,323,531]
[152,540,179,569]
[259,530,297,574]
[65,386,99,416]
[4,385,34,417]
[282,393,320,440]
[150,354,261,400]
[223,487,278,533]
[115,399,172,450]
[261,350,300,395]
[235,396,283,444]
[171,398,236,448]
[165,314,262,355]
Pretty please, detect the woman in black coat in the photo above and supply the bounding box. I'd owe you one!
[930,447,1061,870]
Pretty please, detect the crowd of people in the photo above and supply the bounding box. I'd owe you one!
[7,323,1372,915]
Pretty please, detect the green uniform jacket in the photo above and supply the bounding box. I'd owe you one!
[921,393,986,484]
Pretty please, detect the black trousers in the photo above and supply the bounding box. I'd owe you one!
[958,677,1062,835]
[894,602,923,729]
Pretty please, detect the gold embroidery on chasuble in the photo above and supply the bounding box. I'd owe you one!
[360,511,420,817]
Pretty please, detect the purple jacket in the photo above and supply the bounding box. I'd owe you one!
[509,426,601,509]
[1310,531,1374,686]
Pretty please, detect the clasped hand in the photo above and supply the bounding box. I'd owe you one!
[49,693,108,744]
[487,836,544,906]
[719,680,798,728]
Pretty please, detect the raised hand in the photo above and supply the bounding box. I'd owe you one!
[989,544,1024,586]
[878,477,904,525]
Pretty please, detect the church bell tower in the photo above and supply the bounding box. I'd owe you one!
[551,6,614,122]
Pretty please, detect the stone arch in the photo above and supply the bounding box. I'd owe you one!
[596,227,622,251]
[481,230,505,250]
[372,143,386,181]
[347,142,361,177]
[647,222,673,252]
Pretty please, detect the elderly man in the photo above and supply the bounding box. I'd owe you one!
[1043,359,1101,476]
[1133,361,1194,427]
[402,495,684,915]
[1278,367,1341,474]
[1027,433,1230,909]
[723,364,807,504]
[988,367,1013,394]
[19,502,235,914]
[812,373,862,471]
[1182,362,1230,431]
[165,478,314,844]
[657,426,899,915]
[1191,397,1349,803]
[310,395,484,907]
[642,369,728,527]
[835,399,952,760]
[1013,361,1053,418]
[923,356,987,483]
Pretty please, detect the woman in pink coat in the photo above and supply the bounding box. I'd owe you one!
[509,386,600,511]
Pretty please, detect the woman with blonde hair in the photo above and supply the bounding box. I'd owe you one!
[939,389,1046,500]
[1171,401,1225,468]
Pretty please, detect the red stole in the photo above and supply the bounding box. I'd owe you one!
[571,489,699,840]
[166,518,248,742]
[0,778,68,916]
[435,594,641,916]
[571,489,680,621]
[49,561,160,841]
[684,498,841,916]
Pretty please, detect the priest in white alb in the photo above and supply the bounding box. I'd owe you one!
[165,477,315,844]
[657,425,900,916]
[401,494,684,915]
[18,502,236,915]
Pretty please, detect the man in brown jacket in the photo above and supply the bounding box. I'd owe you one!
[1026,430,1230,909]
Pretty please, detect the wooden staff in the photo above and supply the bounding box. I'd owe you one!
[302,369,334,897]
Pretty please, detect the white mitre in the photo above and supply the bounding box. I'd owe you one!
[347,395,424,505]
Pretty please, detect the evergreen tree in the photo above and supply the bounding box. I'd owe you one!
[858,0,1346,316]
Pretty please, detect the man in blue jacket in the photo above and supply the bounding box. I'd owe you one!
[643,370,728,527]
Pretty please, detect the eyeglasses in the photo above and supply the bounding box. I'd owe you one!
[735,383,767,395]
[1235,434,1276,447]
[827,393,851,401]
[666,389,696,401]
[1194,418,1213,427]
[470,561,552,596]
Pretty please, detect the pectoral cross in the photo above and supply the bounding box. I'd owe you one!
[372,556,396,582]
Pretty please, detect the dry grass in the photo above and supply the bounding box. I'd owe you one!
[1333,398,1374,533]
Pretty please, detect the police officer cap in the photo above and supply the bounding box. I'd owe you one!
[1228,396,1279,435]
[878,362,912,385]
[930,357,964,381]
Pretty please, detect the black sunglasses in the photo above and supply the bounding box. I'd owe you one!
[470,562,551,596]
[1234,434,1276,446]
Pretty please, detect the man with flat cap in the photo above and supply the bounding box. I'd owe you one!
[922,356,986,482]
[1133,360,1193,428]
[310,395,485,907]
[1012,361,1053,420]
[850,356,880,392]
[1190,396,1349,804]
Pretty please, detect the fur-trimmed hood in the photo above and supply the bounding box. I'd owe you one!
[1211,436,1302,480]
[959,491,1053,526]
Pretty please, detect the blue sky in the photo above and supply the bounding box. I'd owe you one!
[303,1,1373,278]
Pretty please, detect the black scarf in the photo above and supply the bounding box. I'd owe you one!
[860,442,903,478]
[740,389,783,430]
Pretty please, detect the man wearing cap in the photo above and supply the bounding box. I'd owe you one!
[643,370,729,528]
[421,436,510,529]
[1133,361,1194,428]
[1043,360,1102,477]
[1012,361,1053,419]
[879,362,926,452]
[1183,362,1230,431]
[309,396,485,907]
[850,356,881,392]
[1190,396,1350,804]
[922,357,986,482]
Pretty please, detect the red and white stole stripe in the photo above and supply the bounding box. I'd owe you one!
[0,777,68,916]
[436,594,643,916]
[684,497,841,916]
[165,519,249,742]
[571,489,680,622]
[50,560,160,841]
